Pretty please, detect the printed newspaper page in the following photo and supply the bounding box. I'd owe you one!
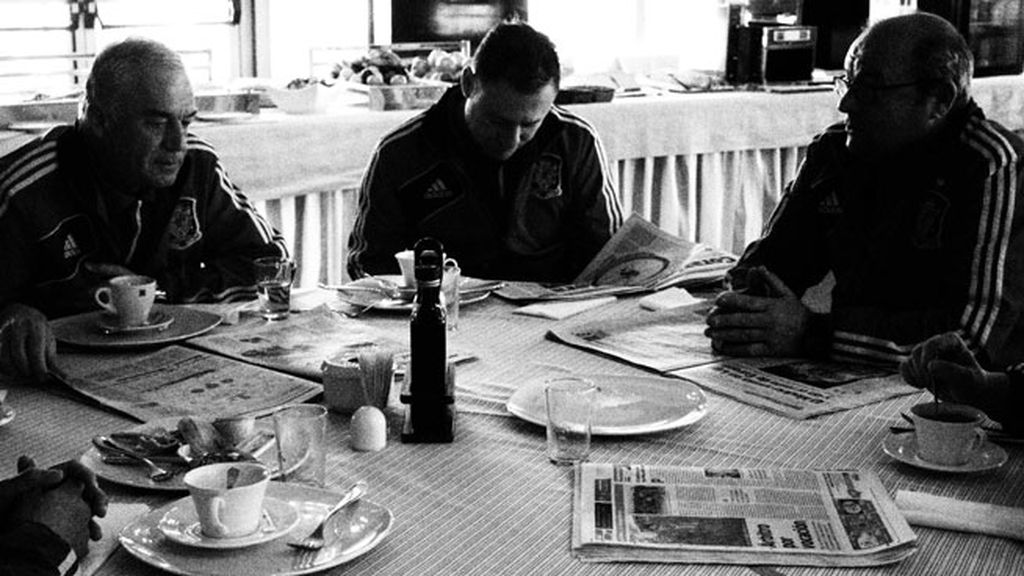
[546,305,720,372]
[188,305,404,380]
[670,358,918,419]
[548,307,918,418]
[573,463,917,567]
[57,345,322,422]
[188,305,474,380]
[497,215,737,302]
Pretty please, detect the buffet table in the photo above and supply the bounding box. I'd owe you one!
[1,295,1022,576]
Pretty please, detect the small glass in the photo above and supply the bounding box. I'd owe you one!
[255,257,295,321]
[273,404,327,487]
[442,257,460,331]
[545,377,598,465]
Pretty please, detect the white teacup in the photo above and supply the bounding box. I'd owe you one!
[909,402,987,466]
[94,275,157,327]
[183,462,270,538]
[394,250,416,287]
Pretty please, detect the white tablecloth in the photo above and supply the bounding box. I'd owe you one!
[2,295,1023,576]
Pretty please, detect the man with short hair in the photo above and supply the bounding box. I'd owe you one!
[705,13,1024,369]
[0,38,288,381]
[347,21,623,283]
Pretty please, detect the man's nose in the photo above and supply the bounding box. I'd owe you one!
[837,89,858,114]
[162,119,187,151]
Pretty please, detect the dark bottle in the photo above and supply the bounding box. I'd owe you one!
[410,239,447,400]
[403,237,453,442]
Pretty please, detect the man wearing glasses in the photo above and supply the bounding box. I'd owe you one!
[706,13,1024,371]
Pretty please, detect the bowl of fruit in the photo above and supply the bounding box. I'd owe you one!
[335,46,468,111]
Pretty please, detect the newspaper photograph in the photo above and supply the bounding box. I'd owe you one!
[573,463,917,567]
[57,345,322,422]
[546,304,720,373]
[670,357,918,419]
[497,215,737,302]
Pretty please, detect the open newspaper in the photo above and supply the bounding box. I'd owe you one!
[573,463,917,567]
[56,345,322,422]
[188,305,474,380]
[547,304,917,418]
[497,215,737,302]
[189,305,405,380]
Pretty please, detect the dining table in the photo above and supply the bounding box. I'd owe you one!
[0,291,1021,576]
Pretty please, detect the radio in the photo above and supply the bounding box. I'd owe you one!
[727,23,818,85]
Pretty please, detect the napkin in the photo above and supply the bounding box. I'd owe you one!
[895,490,1024,541]
[638,287,702,310]
[513,296,617,320]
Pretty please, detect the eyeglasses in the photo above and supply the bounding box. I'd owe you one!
[833,74,925,103]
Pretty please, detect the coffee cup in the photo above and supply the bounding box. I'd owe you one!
[394,250,416,287]
[212,415,256,449]
[183,462,271,538]
[94,275,157,327]
[909,402,987,466]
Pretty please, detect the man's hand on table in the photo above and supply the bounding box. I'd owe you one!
[704,267,812,357]
[901,332,1022,433]
[0,302,59,382]
[0,456,108,558]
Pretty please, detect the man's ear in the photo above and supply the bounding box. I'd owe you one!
[82,104,108,137]
[460,67,476,99]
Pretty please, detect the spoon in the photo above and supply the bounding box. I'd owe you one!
[92,436,176,482]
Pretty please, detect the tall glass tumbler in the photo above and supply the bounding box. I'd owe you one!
[545,377,598,465]
[273,404,327,487]
[255,256,295,321]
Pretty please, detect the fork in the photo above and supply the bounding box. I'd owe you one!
[287,480,367,551]
[92,436,176,482]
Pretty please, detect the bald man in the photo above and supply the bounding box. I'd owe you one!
[0,38,288,381]
[705,13,1024,370]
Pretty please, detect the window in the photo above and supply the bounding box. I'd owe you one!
[0,0,244,99]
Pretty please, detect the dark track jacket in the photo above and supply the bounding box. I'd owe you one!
[0,522,77,576]
[733,101,1024,368]
[0,125,288,318]
[347,86,623,283]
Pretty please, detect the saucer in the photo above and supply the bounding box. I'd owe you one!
[158,496,299,549]
[882,432,1008,473]
[120,482,393,575]
[98,310,174,334]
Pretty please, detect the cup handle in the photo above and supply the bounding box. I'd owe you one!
[971,428,987,453]
[208,496,230,536]
[94,287,117,314]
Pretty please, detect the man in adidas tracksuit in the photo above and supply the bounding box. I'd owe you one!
[705,13,1024,370]
[0,38,287,383]
[347,22,623,283]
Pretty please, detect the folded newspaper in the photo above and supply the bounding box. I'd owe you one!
[547,306,918,418]
[497,215,737,302]
[573,463,917,567]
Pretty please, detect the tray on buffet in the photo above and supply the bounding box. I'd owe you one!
[0,90,261,130]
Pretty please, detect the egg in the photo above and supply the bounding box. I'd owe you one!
[350,406,387,452]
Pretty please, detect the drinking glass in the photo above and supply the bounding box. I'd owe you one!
[545,377,598,465]
[255,257,295,320]
[273,404,327,487]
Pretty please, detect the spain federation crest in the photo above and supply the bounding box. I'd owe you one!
[168,197,202,250]
[527,154,563,200]
[913,188,949,251]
